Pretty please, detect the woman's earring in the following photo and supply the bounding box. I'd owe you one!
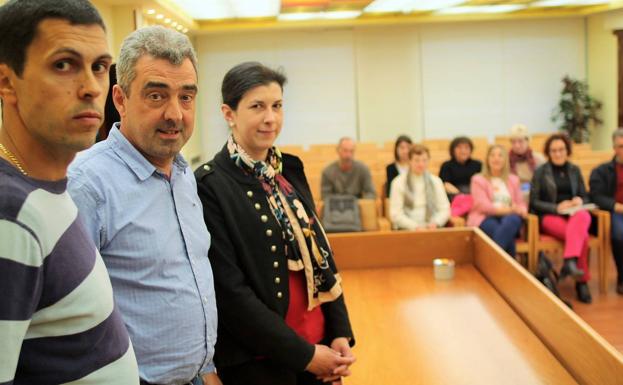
[228,121,235,128]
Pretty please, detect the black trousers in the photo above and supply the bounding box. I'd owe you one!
[218,359,326,385]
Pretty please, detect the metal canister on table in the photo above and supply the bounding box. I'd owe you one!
[433,258,455,280]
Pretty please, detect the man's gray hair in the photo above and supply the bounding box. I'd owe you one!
[337,137,355,147]
[613,128,623,143]
[116,25,198,95]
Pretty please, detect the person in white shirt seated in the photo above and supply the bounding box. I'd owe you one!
[389,144,450,230]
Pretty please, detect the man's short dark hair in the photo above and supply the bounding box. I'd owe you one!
[0,0,105,77]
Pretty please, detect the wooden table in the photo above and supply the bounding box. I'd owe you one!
[328,228,623,385]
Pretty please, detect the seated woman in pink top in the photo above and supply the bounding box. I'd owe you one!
[468,145,527,257]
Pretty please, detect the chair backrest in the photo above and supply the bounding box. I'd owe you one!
[359,199,379,231]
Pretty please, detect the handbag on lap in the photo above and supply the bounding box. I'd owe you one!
[322,194,362,233]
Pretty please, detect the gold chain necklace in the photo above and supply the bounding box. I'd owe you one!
[0,142,28,176]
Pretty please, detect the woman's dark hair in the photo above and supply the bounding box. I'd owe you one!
[543,133,573,159]
[393,135,413,161]
[97,63,120,142]
[449,136,474,160]
[221,62,287,110]
[0,0,105,77]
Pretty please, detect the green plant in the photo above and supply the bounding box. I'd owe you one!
[551,75,603,143]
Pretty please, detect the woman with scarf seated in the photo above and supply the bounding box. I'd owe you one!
[389,144,450,230]
[195,62,355,385]
[508,124,545,201]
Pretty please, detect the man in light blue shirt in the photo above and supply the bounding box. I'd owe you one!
[68,26,220,385]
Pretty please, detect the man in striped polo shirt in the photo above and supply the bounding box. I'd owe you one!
[0,1,139,384]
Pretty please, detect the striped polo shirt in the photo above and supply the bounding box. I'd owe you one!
[0,158,138,385]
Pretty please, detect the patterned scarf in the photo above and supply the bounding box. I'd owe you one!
[509,148,536,174]
[404,171,436,222]
[227,136,342,310]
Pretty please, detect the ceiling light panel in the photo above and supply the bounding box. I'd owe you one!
[437,4,526,14]
[231,0,280,18]
[278,10,362,21]
[278,12,323,21]
[364,0,414,13]
[531,0,608,6]
[365,0,466,13]
[408,0,466,11]
[170,0,280,19]
[324,10,363,18]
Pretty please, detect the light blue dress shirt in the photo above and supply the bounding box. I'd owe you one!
[67,125,217,384]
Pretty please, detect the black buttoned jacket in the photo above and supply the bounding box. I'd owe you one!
[195,145,354,373]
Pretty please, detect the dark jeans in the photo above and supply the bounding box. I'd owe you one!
[612,212,623,283]
[218,359,325,385]
[479,214,522,257]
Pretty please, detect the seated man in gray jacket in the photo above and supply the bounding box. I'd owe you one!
[320,137,376,199]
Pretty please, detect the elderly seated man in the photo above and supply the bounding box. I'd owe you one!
[320,137,376,199]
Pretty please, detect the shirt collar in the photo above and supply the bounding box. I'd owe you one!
[108,123,188,181]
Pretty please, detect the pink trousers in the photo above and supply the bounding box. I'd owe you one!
[541,210,591,282]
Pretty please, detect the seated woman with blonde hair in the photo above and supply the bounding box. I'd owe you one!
[468,145,527,257]
[389,144,450,230]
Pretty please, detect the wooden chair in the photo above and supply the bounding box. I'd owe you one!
[530,209,609,293]
[600,211,612,294]
[278,145,305,157]
[517,214,538,271]
[422,138,451,151]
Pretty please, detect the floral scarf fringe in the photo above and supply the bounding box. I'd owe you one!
[227,136,342,310]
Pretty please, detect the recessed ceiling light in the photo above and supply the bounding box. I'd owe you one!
[164,18,171,24]
[171,21,178,27]
[183,28,189,33]
[147,9,156,15]
[156,14,164,20]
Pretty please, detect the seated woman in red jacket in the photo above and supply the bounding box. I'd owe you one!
[468,145,527,257]
[194,62,355,385]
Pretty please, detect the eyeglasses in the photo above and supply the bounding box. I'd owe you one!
[549,147,567,154]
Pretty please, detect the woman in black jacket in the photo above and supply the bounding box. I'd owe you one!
[384,135,412,197]
[195,62,355,385]
[529,133,592,303]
